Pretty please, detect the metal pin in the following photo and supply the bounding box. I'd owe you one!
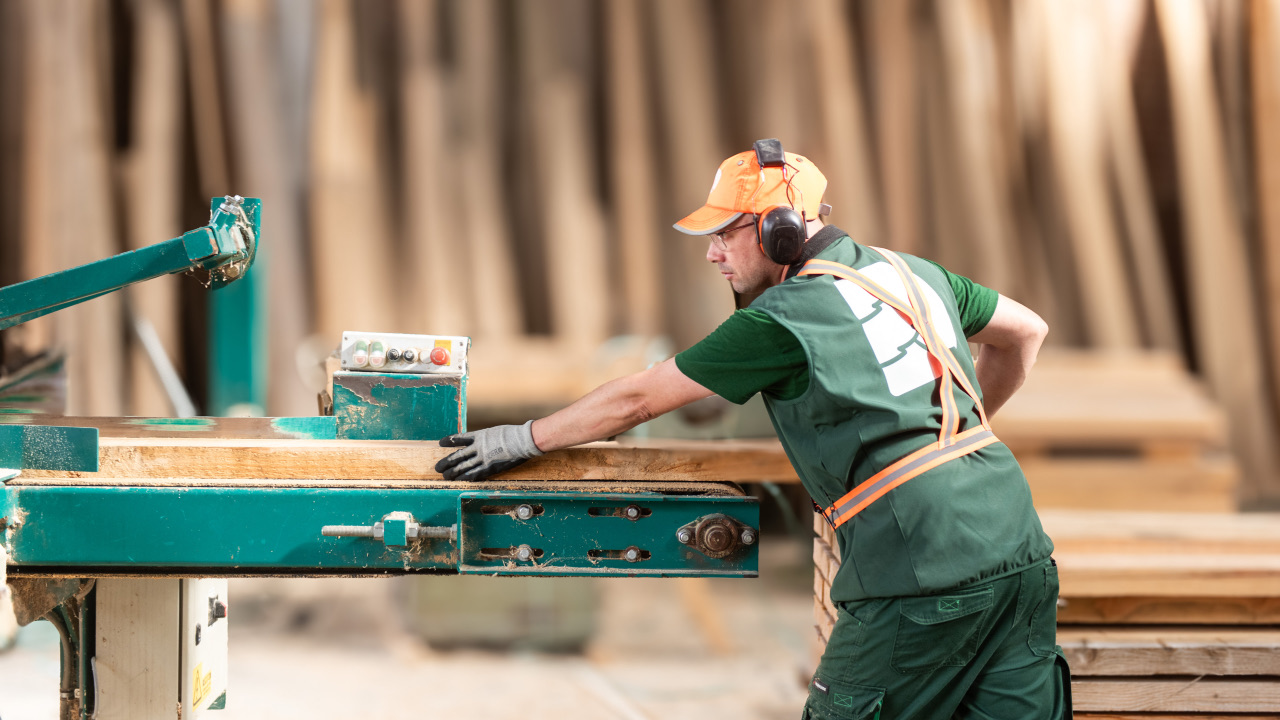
[741,529,757,545]
[676,529,692,544]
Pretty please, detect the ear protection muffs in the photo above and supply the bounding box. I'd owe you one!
[757,204,806,265]
[752,138,808,265]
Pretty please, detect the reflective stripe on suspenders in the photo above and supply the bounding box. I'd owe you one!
[798,247,999,529]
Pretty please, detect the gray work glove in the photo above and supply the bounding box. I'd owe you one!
[435,420,544,482]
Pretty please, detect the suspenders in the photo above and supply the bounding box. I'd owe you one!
[798,248,999,529]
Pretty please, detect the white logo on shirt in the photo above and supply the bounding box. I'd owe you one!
[832,262,956,397]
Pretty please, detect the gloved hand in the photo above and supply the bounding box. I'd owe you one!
[435,420,544,482]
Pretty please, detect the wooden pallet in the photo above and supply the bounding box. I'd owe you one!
[993,350,1239,512]
[812,510,1280,716]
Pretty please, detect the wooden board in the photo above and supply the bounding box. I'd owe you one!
[94,578,180,720]
[10,435,797,485]
[1072,678,1280,713]
[1058,596,1280,626]
[1023,457,1237,512]
[1059,627,1280,676]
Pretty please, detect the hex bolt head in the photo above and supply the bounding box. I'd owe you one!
[516,504,534,520]
[703,524,734,554]
[625,505,640,519]
[623,547,640,562]
[516,544,533,562]
[677,529,692,544]
[741,529,757,545]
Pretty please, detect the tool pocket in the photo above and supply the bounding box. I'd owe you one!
[889,586,994,673]
[803,676,884,720]
[1027,560,1061,658]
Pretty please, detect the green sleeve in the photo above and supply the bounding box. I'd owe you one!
[925,259,999,336]
[674,309,808,404]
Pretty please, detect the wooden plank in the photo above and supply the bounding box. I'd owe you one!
[1022,456,1237,513]
[121,0,183,417]
[1041,0,1140,348]
[1059,627,1280,676]
[1098,0,1182,353]
[1040,510,1280,554]
[449,0,520,341]
[180,0,230,196]
[604,0,662,337]
[1252,0,1280,427]
[1072,678,1280,713]
[1077,715,1279,720]
[1058,596,1280,626]
[648,0,734,348]
[515,0,610,347]
[21,0,124,416]
[867,0,917,253]
[1056,553,1280,598]
[397,0,470,338]
[805,0,879,246]
[994,350,1229,450]
[12,436,798,484]
[308,0,397,340]
[933,0,1019,294]
[221,0,315,416]
[1154,0,1280,504]
[95,578,180,720]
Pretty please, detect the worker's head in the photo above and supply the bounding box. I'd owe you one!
[674,140,828,294]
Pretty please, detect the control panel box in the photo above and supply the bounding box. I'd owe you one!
[340,331,469,375]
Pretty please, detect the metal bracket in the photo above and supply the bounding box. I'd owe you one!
[321,511,457,547]
[675,514,757,559]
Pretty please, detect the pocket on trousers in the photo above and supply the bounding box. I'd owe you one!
[1027,561,1060,658]
[804,676,884,720]
[889,586,994,673]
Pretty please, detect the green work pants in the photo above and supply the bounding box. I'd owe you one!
[803,558,1071,719]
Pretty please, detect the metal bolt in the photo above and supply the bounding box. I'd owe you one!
[516,544,533,562]
[623,547,640,562]
[741,529,757,545]
[516,504,534,520]
[703,524,734,554]
[625,505,640,519]
[677,529,692,544]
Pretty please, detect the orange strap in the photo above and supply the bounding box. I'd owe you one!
[799,248,997,528]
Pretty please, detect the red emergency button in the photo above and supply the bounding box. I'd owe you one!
[430,347,450,366]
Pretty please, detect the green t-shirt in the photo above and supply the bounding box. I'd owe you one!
[675,259,999,403]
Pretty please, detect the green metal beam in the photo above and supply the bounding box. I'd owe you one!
[2,487,758,577]
[0,425,98,472]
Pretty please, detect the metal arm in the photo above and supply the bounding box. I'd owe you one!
[0,196,260,331]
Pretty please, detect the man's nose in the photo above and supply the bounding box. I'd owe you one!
[706,241,724,262]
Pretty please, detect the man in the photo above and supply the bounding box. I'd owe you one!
[437,140,1070,719]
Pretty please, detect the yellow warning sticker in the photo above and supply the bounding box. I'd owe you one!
[434,339,451,349]
[192,662,213,708]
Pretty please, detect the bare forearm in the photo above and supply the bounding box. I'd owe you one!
[974,343,1035,416]
[530,358,714,452]
[969,295,1048,417]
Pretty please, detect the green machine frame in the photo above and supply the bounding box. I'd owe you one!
[0,198,760,719]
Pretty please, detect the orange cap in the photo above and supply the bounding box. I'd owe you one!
[674,148,828,235]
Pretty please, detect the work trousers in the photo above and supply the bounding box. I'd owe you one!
[803,558,1071,719]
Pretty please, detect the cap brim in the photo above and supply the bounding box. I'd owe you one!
[673,207,742,236]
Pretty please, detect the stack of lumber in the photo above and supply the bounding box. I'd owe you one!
[814,509,1280,717]
[3,0,1280,506]
[993,350,1239,512]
